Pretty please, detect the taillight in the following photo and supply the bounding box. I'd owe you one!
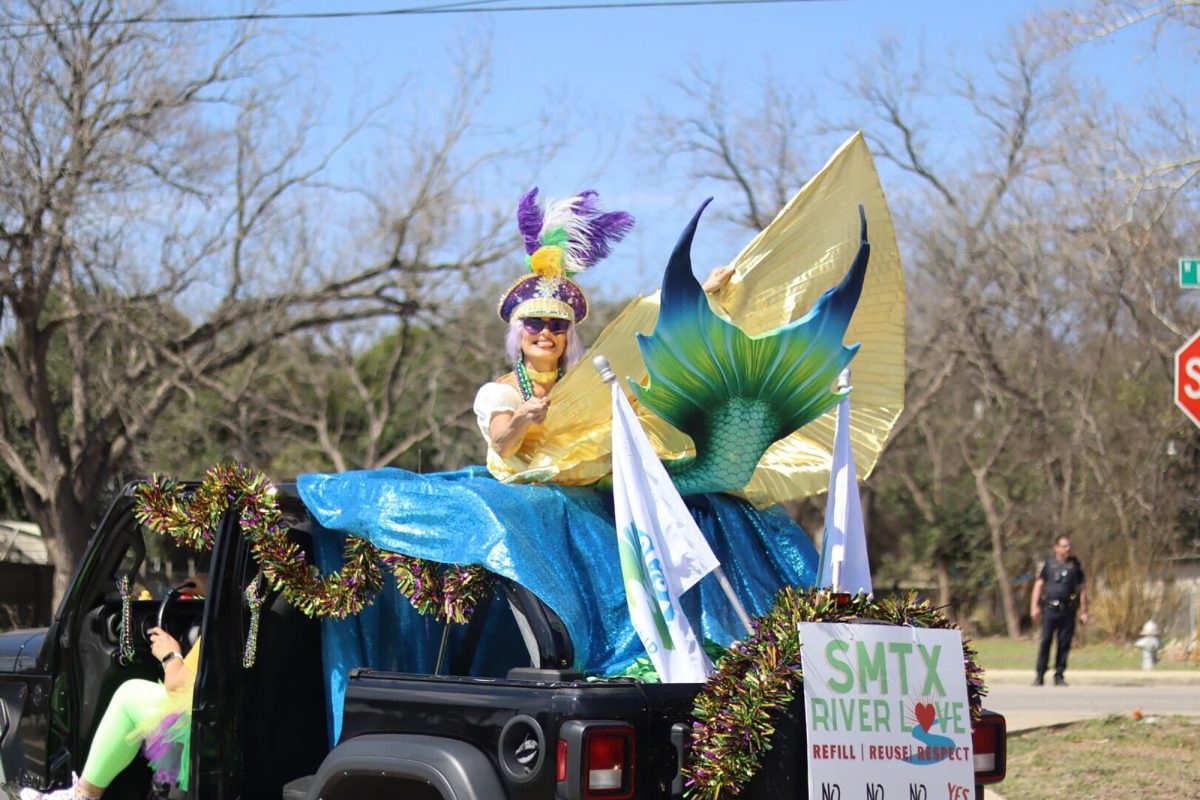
[557,721,636,799]
[586,731,628,792]
[972,711,1007,785]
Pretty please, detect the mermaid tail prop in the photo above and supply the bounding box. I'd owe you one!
[633,202,868,496]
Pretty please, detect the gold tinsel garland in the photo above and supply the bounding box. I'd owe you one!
[132,463,493,622]
[684,587,986,799]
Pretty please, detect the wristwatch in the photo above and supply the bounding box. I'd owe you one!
[161,651,183,665]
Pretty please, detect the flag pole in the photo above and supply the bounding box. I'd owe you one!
[594,355,754,637]
[818,368,855,594]
[711,565,755,636]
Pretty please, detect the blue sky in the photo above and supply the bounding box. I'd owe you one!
[208,0,1192,298]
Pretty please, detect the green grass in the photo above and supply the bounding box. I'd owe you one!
[971,636,1198,671]
[1001,716,1200,799]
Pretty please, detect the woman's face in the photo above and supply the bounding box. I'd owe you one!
[520,317,569,365]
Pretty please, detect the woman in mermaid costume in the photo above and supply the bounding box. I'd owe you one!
[301,134,905,740]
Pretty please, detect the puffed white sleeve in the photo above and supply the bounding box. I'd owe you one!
[473,382,523,443]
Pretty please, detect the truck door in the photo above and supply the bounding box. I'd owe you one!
[186,494,328,800]
[186,507,255,799]
[8,490,209,797]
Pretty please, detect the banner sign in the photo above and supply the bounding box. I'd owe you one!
[801,622,976,800]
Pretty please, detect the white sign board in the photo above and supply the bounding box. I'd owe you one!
[800,622,976,800]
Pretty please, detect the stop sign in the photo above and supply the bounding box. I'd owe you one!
[1176,330,1200,428]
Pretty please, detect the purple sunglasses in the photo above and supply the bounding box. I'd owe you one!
[521,317,571,335]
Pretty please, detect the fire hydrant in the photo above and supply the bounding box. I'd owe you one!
[1134,620,1162,670]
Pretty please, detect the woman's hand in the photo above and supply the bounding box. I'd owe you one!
[702,265,735,294]
[516,395,551,425]
[179,574,209,597]
[148,627,182,662]
[490,395,551,457]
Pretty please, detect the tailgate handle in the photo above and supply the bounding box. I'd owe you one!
[669,722,689,798]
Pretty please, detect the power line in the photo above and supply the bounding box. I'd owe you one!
[0,0,838,33]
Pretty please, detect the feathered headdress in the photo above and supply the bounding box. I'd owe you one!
[498,189,634,324]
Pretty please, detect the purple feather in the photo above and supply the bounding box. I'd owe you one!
[570,190,601,215]
[561,189,635,267]
[516,188,544,255]
[579,209,635,268]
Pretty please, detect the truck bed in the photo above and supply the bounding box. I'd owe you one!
[339,668,807,799]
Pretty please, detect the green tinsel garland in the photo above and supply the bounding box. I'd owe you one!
[684,587,986,799]
[132,463,493,623]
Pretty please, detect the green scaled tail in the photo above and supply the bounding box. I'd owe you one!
[631,199,869,496]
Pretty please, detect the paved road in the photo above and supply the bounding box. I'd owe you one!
[984,669,1200,730]
[987,682,1200,731]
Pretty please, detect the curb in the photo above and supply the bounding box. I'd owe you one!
[984,669,1200,687]
[1006,720,1080,737]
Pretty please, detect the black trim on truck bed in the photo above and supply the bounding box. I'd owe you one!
[283,733,506,800]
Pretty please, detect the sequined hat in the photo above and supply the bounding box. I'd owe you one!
[498,189,634,324]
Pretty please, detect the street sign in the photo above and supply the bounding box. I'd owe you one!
[1181,258,1200,287]
[1175,330,1200,428]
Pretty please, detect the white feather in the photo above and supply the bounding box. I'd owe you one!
[539,194,598,274]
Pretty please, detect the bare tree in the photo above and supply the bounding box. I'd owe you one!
[642,62,817,232]
[142,45,554,480]
[256,304,501,474]
[647,3,1200,639]
[0,1,520,604]
[1041,0,1200,47]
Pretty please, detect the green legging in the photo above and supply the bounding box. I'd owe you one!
[80,679,167,788]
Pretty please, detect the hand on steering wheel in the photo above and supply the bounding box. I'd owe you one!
[148,626,182,662]
[143,574,207,647]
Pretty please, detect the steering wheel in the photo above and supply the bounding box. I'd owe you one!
[144,582,202,642]
[142,586,182,642]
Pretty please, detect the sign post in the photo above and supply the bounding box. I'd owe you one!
[1175,331,1200,429]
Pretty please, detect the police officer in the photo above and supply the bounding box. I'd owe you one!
[1030,534,1088,686]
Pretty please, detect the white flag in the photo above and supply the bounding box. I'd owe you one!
[610,382,717,682]
[818,394,873,594]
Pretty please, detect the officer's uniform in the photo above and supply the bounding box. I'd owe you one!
[1036,555,1085,684]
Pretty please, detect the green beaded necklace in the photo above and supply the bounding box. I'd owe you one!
[515,360,563,400]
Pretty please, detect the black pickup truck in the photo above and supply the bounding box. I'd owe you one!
[1,482,1007,799]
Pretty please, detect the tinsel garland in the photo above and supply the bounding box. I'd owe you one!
[132,463,492,623]
[684,588,986,799]
[380,553,495,625]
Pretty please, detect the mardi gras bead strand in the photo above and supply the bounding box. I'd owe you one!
[514,360,563,401]
[242,574,265,668]
[514,360,535,400]
[116,575,135,665]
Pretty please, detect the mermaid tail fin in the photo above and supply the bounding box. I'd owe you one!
[631,202,868,496]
